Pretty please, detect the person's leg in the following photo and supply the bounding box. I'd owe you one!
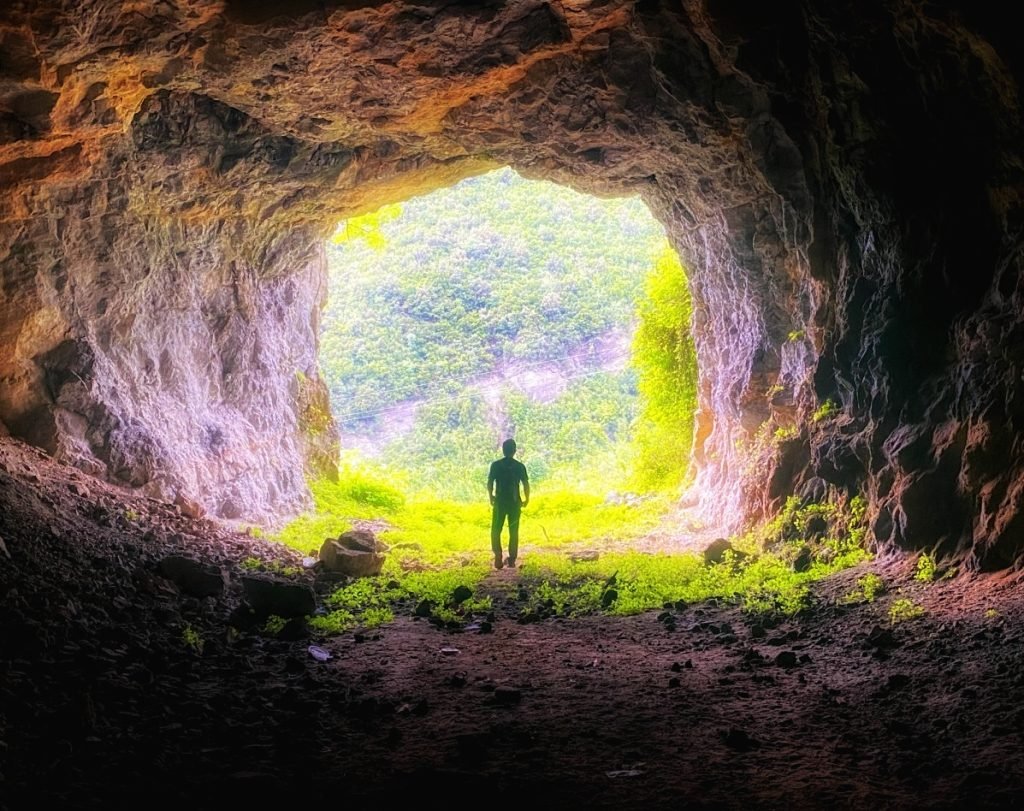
[491,505,506,568]
[507,505,521,566]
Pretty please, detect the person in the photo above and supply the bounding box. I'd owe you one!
[487,438,529,569]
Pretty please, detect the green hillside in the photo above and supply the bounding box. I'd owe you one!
[320,168,678,499]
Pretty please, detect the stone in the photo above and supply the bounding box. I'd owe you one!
[793,545,813,573]
[805,515,828,538]
[414,599,434,618]
[335,529,379,554]
[276,617,309,641]
[157,555,225,598]
[228,603,258,630]
[492,685,522,706]
[774,651,798,668]
[723,728,760,752]
[174,493,204,520]
[451,585,473,604]
[867,626,900,649]
[318,530,385,578]
[570,550,600,562]
[241,577,315,618]
[703,538,733,565]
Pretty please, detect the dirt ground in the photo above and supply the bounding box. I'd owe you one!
[3,435,1024,810]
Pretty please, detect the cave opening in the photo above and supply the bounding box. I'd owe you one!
[309,166,697,536]
[2,0,1024,804]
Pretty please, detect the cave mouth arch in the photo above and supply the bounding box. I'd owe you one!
[1,1,1020,566]
[317,165,698,515]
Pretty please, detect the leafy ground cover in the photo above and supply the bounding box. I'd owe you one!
[272,466,870,635]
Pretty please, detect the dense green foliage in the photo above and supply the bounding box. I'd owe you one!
[321,168,664,418]
[631,246,699,488]
[271,463,871,635]
[319,167,684,499]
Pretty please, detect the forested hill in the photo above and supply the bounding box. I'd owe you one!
[320,167,668,427]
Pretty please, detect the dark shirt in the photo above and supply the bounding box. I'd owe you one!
[488,457,528,507]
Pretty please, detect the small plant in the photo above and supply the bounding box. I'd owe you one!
[842,572,885,604]
[124,508,139,522]
[263,615,287,635]
[241,557,300,577]
[985,608,1000,619]
[787,329,806,342]
[182,624,204,654]
[915,554,937,582]
[812,399,838,423]
[773,426,798,442]
[889,598,925,624]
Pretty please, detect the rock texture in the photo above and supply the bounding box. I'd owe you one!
[0,2,1021,565]
[319,528,387,577]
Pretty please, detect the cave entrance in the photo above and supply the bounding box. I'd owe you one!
[280,167,698,562]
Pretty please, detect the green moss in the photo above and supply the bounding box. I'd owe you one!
[811,399,838,423]
[889,598,925,624]
[915,554,937,582]
[181,624,204,654]
[841,572,885,604]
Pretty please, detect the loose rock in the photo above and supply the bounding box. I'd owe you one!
[703,538,733,565]
[319,529,386,577]
[242,577,315,618]
[157,555,225,598]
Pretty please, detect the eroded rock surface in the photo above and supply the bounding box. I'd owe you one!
[0,1,1021,564]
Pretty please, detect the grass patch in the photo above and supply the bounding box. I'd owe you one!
[278,470,669,559]
[842,573,886,604]
[273,465,872,634]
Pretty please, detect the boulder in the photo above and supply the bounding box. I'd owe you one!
[158,555,225,598]
[319,529,386,577]
[174,493,205,520]
[241,576,316,618]
[703,538,733,565]
[793,545,813,573]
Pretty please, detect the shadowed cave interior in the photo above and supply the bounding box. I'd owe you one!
[1,1,1024,808]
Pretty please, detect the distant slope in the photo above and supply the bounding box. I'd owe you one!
[321,167,667,427]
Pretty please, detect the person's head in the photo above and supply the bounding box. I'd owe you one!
[501,438,517,458]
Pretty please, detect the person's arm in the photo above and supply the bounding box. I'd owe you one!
[521,464,530,508]
[487,464,496,506]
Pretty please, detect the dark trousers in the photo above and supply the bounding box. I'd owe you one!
[491,502,521,562]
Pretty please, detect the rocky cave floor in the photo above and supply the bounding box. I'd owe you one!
[3,436,1024,810]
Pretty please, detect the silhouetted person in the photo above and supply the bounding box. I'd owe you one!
[488,438,529,569]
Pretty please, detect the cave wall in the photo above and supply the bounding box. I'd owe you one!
[0,1,1021,564]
